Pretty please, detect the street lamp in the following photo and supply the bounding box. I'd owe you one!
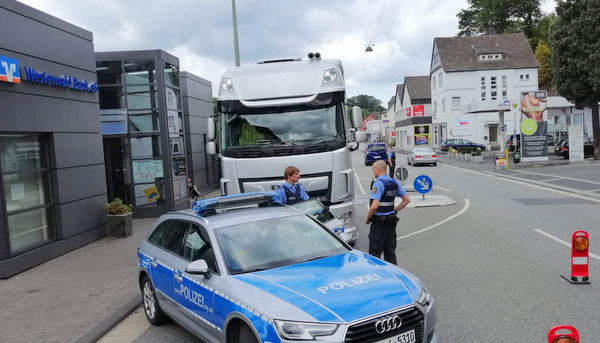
[365,44,374,52]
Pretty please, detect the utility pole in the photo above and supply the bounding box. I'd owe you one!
[231,0,240,67]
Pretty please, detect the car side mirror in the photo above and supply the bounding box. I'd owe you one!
[185,259,211,279]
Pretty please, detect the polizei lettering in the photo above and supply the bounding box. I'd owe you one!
[317,273,383,294]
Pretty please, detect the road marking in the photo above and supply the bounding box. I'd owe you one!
[534,229,600,260]
[397,199,470,241]
[442,163,600,204]
[355,171,366,195]
[511,169,600,186]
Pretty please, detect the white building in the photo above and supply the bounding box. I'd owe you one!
[392,76,433,151]
[430,33,539,150]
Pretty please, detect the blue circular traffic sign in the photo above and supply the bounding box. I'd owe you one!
[413,175,433,194]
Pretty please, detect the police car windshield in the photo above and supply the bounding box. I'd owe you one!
[215,215,348,274]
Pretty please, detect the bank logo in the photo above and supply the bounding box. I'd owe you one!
[0,55,21,84]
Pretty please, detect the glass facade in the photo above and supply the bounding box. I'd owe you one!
[1,135,54,254]
[97,53,186,216]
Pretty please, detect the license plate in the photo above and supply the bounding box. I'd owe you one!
[373,329,416,343]
[374,156,381,159]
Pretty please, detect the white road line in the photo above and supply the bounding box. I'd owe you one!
[443,163,600,204]
[534,229,600,260]
[433,186,452,192]
[355,171,366,195]
[397,199,470,241]
[511,169,600,186]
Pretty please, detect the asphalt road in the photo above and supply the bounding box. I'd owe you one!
[102,149,600,342]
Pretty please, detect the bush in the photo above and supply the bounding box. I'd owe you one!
[106,198,133,215]
[471,150,482,156]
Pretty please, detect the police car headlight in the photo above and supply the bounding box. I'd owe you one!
[274,320,338,339]
[416,287,432,307]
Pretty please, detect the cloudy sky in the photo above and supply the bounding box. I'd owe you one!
[18,0,556,105]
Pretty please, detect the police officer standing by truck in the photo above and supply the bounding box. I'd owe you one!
[365,160,410,264]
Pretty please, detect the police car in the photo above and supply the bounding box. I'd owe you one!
[137,192,438,343]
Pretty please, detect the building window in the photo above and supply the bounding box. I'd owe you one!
[442,98,446,112]
[481,77,486,101]
[438,72,443,87]
[433,101,437,114]
[451,97,461,109]
[432,76,436,91]
[478,53,504,61]
[520,74,530,81]
[491,76,497,100]
[1,134,54,255]
[502,76,507,98]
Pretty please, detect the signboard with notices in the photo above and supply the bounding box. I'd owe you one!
[133,160,164,183]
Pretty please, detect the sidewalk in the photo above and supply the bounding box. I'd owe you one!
[0,189,222,343]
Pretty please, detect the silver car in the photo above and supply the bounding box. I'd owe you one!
[138,192,438,343]
[407,147,438,166]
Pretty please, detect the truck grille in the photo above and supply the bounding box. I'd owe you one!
[344,307,424,343]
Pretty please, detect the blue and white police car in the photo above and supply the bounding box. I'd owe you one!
[137,193,438,343]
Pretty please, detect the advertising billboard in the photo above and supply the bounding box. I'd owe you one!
[520,91,548,162]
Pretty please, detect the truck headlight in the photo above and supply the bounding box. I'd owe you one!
[274,320,338,340]
[220,77,234,92]
[322,68,337,85]
[337,212,354,228]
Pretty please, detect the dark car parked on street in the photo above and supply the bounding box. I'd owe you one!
[554,138,594,159]
[441,139,486,151]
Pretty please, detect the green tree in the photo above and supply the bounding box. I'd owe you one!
[457,0,542,38]
[550,0,600,159]
[347,95,385,117]
[535,40,553,90]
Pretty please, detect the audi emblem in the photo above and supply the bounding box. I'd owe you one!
[374,315,402,333]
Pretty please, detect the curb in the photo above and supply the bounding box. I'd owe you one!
[76,295,142,343]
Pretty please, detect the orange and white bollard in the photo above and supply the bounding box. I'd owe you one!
[548,325,579,343]
[561,231,591,284]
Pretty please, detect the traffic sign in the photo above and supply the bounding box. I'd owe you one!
[395,166,408,181]
[413,175,433,194]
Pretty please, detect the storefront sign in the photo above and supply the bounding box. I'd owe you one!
[24,67,98,92]
[406,107,411,117]
[0,55,21,83]
[520,91,548,162]
[413,105,424,116]
[414,125,430,145]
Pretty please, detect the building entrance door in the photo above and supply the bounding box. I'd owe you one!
[103,137,130,204]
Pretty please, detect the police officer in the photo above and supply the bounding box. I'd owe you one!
[365,160,410,264]
[387,147,396,178]
[275,166,309,205]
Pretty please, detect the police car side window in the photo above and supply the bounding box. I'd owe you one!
[149,220,190,256]
[184,225,218,272]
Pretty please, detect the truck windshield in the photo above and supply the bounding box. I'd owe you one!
[221,104,347,156]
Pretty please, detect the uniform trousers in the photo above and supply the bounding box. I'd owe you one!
[389,163,396,178]
[368,217,398,264]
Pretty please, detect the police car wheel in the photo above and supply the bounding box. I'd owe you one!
[238,323,258,343]
[141,275,167,325]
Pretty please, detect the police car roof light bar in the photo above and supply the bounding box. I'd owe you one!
[192,192,278,216]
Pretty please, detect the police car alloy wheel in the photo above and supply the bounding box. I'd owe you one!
[141,275,167,325]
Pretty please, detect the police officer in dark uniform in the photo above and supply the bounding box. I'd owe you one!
[387,148,396,178]
[365,160,410,264]
[275,166,309,205]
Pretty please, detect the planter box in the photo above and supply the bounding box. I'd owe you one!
[107,212,133,237]
[473,155,483,163]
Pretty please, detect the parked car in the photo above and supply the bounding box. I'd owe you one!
[407,147,438,166]
[364,142,388,165]
[441,139,486,151]
[554,138,594,159]
[138,192,438,343]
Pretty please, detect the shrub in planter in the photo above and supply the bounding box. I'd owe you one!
[106,198,133,237]
[471,150,483,162]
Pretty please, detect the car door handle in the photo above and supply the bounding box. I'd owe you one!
[174,273,183,283]
[151,261,157,268]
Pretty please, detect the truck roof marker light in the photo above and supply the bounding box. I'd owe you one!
[220,77,234,93]
[560,230,590,284]
[307,52,321,61]
[322,68,337,85]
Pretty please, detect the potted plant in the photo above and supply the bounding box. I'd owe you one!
[106,198,133,237]
[471,149,483,163]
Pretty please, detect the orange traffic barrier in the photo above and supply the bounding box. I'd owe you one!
[548,325,579,343]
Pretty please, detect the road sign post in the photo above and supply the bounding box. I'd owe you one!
[413,174,433,200]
